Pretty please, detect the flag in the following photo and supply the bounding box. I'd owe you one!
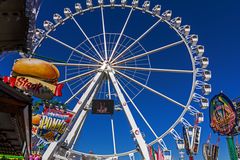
[154,150,158,160]
[148,145,159,160]
[148,145,158,160]
[157,145,165,160]
[151,146,156,160]
[148,145,153,160]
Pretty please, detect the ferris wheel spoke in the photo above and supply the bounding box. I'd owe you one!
[28,52,67,63]
[113,66,194,74]
[71,16,104,61]
[115,70,186,108]
[51,62,101,68]
[123,69,150,78]
[59,69,96,84]
[109,8,134,61]
[111,19,162,63]
[118,77,138,96]
[65,77,93,105]
[46,34,102,64]
[100,7,108,60]
[52,62,99,67]
[117,73,143,92]
[113,40,184,66]
[117,80,159,139]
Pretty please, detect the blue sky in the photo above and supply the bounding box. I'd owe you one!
[0,0,239,159]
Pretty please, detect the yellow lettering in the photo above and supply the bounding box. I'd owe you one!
[39,116,47,129]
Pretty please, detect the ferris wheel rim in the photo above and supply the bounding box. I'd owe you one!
[31,2,205,159]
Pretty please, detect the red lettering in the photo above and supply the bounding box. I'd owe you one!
[35,83,43,93]
[25,81,33,89]
[15,77,25,86]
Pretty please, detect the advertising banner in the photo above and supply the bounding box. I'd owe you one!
[31,101,74,142]
[3,76,63,100]
[183,126,201,155]
[3,58,63,100]
[210,93,237,135]
[203,143,219,160]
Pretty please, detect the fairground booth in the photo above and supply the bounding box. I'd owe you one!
[0,0,40,159]
[0,80,32,159]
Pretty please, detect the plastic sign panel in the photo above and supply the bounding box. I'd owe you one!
[193,126,201,154]
[3,58,63,100]
[183,126,192,155]
[203,143,219,160]
[3,76,63,100]
[92,99,114,114]
[32,101,74,143]
[15,76,61,99]
[183,126,201,155]
[31,135,48,157]
[37,108,74,142]
[210,93,237,135]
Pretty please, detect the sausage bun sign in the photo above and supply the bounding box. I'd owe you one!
[210,93,237,135]
[3,58,63,100]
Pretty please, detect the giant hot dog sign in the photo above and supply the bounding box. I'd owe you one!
[2,58,63,100]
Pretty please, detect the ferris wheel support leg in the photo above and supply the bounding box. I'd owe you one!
[108,70,150,160]
[67,81,103,148]
[42,64,107,160]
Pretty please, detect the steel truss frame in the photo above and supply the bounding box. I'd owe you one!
[43,63,150,160]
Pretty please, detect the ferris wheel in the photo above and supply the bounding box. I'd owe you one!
[30,0,212,159]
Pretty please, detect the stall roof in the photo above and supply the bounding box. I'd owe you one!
[0,0,41,53]
[0,80,32,156]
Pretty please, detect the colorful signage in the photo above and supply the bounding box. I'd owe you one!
[203,143,219,160]
[31,135,48,157]
[31,101,74,143]
[2,58,63,100]
[210,93,237,135]
[3,76,63,100]
[183,126,201,155]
